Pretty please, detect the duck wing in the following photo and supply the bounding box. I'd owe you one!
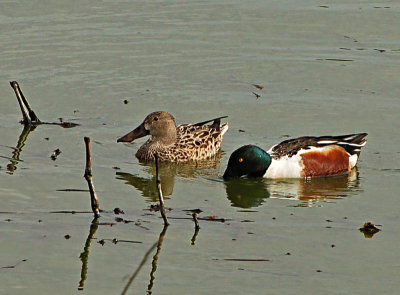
[192,115,228,131]
[268,133,368,159]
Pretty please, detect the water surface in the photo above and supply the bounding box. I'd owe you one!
[1,1,399,294]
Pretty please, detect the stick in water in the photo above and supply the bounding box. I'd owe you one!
[9,81,41,125]
[9,81,79,128]
[83,137,100,218]
[154,153,169,226]
[192,212,200,230]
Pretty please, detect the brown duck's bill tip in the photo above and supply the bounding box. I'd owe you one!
[117,124,150,143]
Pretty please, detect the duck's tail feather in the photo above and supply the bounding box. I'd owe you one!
[194,115,229,131]
[317,133,368,156]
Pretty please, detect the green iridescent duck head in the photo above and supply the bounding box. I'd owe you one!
[223,145,271,179]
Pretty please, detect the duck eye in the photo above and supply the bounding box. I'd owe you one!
[153,117,159,121]
[238,158,243,163]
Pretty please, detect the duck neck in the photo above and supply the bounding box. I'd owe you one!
[151,125,177,146]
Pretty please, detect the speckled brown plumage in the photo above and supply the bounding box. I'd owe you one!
[118,111,228,162]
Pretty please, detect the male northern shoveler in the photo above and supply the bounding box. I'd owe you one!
[117,111,228,162]
[223,133,367,179]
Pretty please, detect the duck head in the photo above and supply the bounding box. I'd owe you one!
[117,111,177,145]
[223,145,271,179]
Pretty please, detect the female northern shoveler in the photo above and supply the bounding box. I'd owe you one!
[117,111,228,162]
[223,133,367,179]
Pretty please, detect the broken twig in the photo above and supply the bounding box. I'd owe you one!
[10,81,41,126]
[9,81,79,128]
[83,137,100,218]
[154,154,169,226]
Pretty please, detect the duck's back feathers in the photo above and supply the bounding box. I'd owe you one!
[268,133,367,159]
[174,122,228,161]
[192,115,229,131]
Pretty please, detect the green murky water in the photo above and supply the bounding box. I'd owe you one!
[1,1,400,294]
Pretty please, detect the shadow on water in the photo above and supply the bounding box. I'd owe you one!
[1,125,36,175]
[77,219,170,294]
[1,81,80,174]
[115,150,361,208]
[78,218,99,291]
[147,226,168,294]
[267,169,362,206]
[224,178,270,208]
[2,122,79,175]
[116,155,222,202]
[224,169,362,208]
[121,225,168,295]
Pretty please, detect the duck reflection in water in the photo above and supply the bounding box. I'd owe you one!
[224,169,361,208]
[116,153,222,202]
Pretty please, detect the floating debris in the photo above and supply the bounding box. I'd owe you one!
[150,204,161,212]
[204,215,225,222]
[223,258,270,262]
[98,239,105,246]
[252,91,261,99]
[359,221,381,238]
[183,208,203,214]
[252,84,264,90]
[113,208,125,215]
[50,148,61,161]
[344,35,358,43]
[56,189,89,192]
[1,259,27,269]
[317,58,354,62]
[64,234,71,239]
[124,99,129,104]
[98,222,115,226]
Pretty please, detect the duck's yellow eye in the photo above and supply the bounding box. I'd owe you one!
[238,158,243,163]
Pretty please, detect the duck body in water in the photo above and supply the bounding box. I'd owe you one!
[117,111,228,162]
[223,133,368,179]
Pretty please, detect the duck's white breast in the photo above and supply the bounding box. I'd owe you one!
[264,154,303,178]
